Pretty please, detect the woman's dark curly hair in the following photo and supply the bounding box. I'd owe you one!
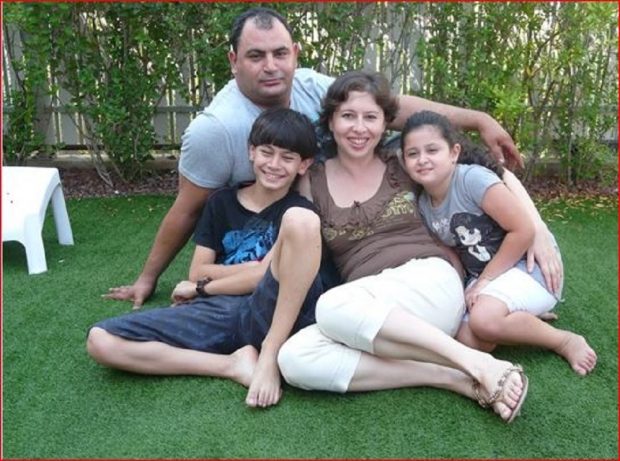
[319,70,399,157]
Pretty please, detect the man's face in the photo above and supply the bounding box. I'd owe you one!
[228,19,299,108]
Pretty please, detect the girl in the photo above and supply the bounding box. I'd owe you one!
[400,110,596,376]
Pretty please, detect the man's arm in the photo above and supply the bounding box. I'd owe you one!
[391,95,524,170]
[502,169,563,296]
[104,174,212,308]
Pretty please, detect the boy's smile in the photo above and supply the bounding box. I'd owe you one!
[249,144,312,191]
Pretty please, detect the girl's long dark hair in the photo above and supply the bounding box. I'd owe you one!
[401,110,505,196]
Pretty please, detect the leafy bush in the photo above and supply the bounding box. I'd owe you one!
[2,2,617,185]
[416,2,617,185]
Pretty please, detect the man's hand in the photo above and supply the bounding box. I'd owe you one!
[392,95,524,170]
[103,275,156,310]
[478,114,524,171]
[171,280,198,305]
[245,351,282,408]
[527,225,564,297]
[103,176,212,310]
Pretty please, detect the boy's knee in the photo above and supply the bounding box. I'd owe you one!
[280,207,320,240]
[86,327,116,365]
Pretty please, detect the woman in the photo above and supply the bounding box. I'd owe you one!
[278,70,554,422]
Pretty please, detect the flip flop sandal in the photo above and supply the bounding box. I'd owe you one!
[472,364,529,423]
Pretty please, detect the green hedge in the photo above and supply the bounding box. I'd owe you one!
[2,2,617,185]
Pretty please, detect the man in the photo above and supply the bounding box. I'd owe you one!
[106,7,523,308]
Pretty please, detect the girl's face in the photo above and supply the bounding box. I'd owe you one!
[329,91,386,160]
[402,125,460,190]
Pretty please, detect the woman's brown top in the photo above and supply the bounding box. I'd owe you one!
[309,153,448,282]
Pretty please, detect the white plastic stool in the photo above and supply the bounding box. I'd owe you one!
[2,166,74,274]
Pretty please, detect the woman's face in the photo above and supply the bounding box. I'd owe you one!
[329,91,386,160]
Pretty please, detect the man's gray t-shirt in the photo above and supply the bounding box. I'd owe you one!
[178,68,334,189]
[418,164,505,278]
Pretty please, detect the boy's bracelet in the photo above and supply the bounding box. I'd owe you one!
[196,277,213,297]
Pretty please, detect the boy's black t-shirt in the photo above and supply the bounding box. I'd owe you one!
[193,182,343,290]
[193,183,315,264]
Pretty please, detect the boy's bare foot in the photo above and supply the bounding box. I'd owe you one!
[245,352,282,408]
[555,332,597,375]
[230,345,259,387]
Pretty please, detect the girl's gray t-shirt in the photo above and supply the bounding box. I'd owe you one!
[418,164,558,296]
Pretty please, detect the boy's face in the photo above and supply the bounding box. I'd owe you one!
[249,144,312,191]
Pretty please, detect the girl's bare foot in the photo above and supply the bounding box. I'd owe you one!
[555,332,597,375]
[539,312,558,321]
[230,345,259,387]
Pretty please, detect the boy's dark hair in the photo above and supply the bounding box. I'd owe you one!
[319,70,399,158]
[401,110,504,176]
[230,7,294,53]
[249,108,317,160]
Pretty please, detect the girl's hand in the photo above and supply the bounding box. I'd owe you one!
[171,280,198,305]
[527,225,563,296]
[465,277,491,310]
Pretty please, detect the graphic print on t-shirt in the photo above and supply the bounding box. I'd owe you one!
[222,217,276,265]
[449,212,505,277]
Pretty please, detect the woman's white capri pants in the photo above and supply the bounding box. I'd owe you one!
[278,257,465,392]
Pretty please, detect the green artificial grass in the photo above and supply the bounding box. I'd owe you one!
[2,194,618,459]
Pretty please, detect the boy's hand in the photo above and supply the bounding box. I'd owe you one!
[171,280,198,305]
[245,350,282,408]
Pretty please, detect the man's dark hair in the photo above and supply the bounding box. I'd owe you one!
[249,108,317,160]
[230,7,294,53]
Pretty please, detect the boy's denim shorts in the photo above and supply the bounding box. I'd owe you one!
[92,267,323,354]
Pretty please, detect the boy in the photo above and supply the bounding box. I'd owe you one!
[87,108,323,408]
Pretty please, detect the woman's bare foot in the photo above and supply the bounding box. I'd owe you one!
[555,332,597,375]
[229,345,259,387]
